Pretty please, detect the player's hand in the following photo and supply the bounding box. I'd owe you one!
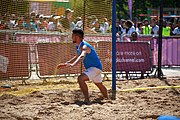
[56,63,67,69]
[66,63,73,68]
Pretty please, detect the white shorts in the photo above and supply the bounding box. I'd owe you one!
[84,67,102,83]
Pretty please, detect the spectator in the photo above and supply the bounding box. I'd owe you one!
[130,31,138,42]
[23,17,31,31]
[119,19,126,35]
[125,20,136,35]
[61,8,74,32]
[0,20,5,29]
[162,20,171,36]
[75,17,83,29]
[150,18,159,36]
[172,20,180,35]
[142,19,152,35]
[103,18,110,33]
[47,16,56,31]
[91,20,103,33]
[136,22,143,34]
[116,19,121,35]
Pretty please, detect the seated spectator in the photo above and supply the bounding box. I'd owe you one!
[91,20,103,33]
[0,20,5,29]
[16,17,24,29]
[23,17,31,31]
[75,17,83,29]
[103,18,110,33]
[61,8,74,32]
[47,16,56,31]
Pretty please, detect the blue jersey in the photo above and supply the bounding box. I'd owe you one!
[76,41,102,70]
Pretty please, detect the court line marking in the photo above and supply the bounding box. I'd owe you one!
[119,86,180,92]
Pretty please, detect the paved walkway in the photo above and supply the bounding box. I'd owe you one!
[29,67,180,80]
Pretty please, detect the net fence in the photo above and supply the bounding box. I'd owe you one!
[0,0,113,81]
[1,0,178,81]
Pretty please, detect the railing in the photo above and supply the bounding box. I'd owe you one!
[0,42,31,83]
[0,31,179,81]
[153,36,180,66]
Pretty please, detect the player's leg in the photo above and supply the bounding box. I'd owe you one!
[95,82,108,99]
[91,69,108,99]
[77,73,89,102]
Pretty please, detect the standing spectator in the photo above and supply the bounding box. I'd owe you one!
[116,19,121,35]
[162,20,171,36]
[119,19,126,35]
[172,20,180,35]
[142,19,152,35]
[136,22,143,34]
[125,20,136,35]
[150,18,159,36]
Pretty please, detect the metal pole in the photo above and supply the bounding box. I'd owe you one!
[157,0,163,79]
[81,0,86,74]
[83,0,86,31]
[112,0,116,100]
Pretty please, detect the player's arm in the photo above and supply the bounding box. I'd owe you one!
[68,45,90,67]
[66,55,78,63]
[57,55,78,69]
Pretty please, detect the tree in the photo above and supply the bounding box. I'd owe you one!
[116,0,180,21]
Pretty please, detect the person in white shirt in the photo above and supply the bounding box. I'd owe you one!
[103,18,110,33]
[136,22,143,34]
[75,17,83,29]
[150,18,159,36]
[119,19,126,35]
[125,20,136,35]
[173,20,180,35]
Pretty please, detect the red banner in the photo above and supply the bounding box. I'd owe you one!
[116,42,152,72]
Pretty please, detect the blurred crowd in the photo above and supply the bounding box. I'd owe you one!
[116,17,180,37]
[0,8,180,36]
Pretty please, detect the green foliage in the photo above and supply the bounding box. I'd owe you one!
[116,0,180,21]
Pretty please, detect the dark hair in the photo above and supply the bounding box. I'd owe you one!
[131,31,138,41]
[72,28,84,38]
[126,20,134,28]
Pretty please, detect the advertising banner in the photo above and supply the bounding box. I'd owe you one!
[116,42,151,72]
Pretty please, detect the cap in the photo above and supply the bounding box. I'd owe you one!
[65,8,74,14]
